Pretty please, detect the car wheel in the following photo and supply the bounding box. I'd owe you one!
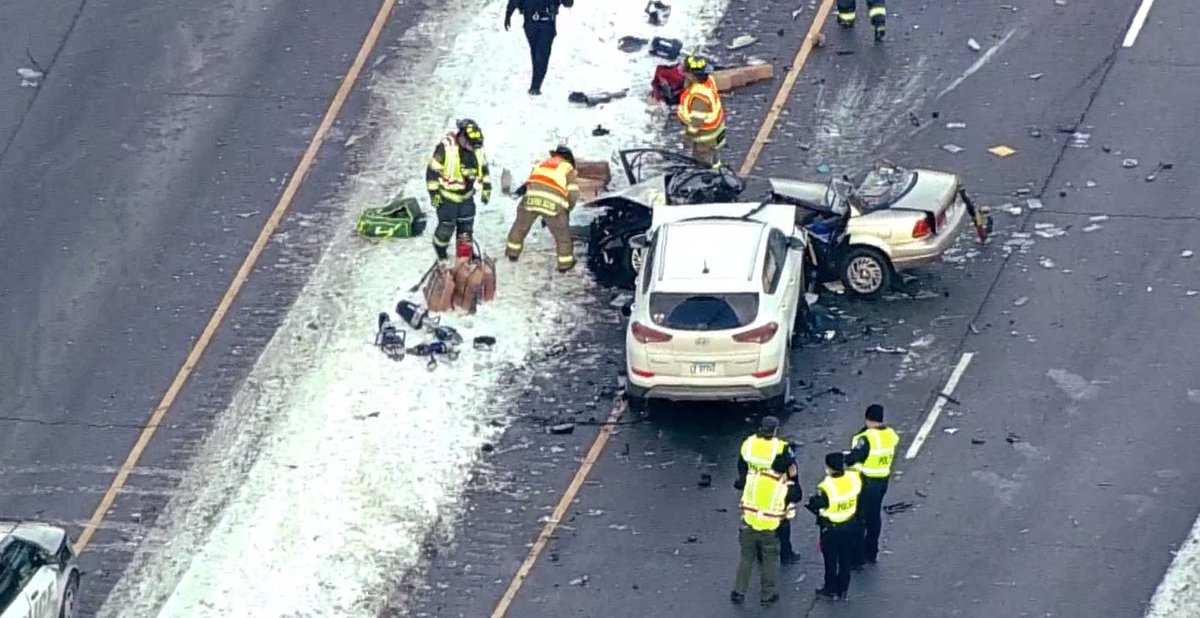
[791,292,810,346]
[586,208,649,290]
[840,246,893,299]
[626,393,647,415]
[59,571,79,618]
[761,355,790,415]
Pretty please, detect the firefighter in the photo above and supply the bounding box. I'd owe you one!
[505,0,575,96]
[425,119,493,261]
[675,54,727,167]
[845,404,900,567]
[805,452,862,601]
[836,0,887,41]
[505,145,580,272]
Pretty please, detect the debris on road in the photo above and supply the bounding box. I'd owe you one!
[946,122,967,130]
[711,64,774,91]
[645,0,671,25]
[967,38,982,51]
[727,34,758,50]
[17,67,43,87]
[1122,158,1139,168]
[1028,72,1044,80]
[867,345,908,355]
[971,437,986,445]
[1145,161,1173,182]
[942,144,965,154]
[1083,224,1103,232]
[1029,127,1043,138]
[1013,296,1029,307]
[685,535,698,543]
[1182,250,1194,259]
[548,423,576,435]
[1038,257,1056,269]
[1085,180,1098,188]
[884,501,915,514]
[988,145,1017,158]
[618,36,649,52]
[1027,198,1044,210]
[500,169,514,195]
[1005,432,1022,444]
[1003,204,1022,215]
[1089,215,1109,222]
[698,473,712,488]
[944,427,960,435]
[1069,132,1092,148]
[568,575,590,586]
[592,124,610,136]
[568,89,629,107]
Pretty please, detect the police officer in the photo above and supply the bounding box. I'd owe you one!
[675,55,727,167]
[504,0,574,96]
[731,429,799,607]
[845,403,900,567]
[836,0,887,41]
[505,144,580,272]
[425,119,492,261]
[805,452,862,600]
[736,417,802,565]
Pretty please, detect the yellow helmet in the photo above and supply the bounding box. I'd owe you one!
[456,118,484,149]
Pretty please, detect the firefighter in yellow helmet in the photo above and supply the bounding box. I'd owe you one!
[675,54,727,167]
[836,0,887,42]
[505,145,580,272]
[426,119,493,261]
[805,452,862,601]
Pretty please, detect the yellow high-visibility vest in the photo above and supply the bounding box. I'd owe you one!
[818,472,861,524]
[850,427,900,479]
[739,470,789,531]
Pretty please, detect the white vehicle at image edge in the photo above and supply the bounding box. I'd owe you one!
[0,521,81,618]
[622,202,815,413]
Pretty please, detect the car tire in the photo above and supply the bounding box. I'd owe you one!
[626,393,648,415]
[791,292,810,346]
[586,207,649,290]
[761,354,790,415]
[839,246,893,299]
[59,571,79,618]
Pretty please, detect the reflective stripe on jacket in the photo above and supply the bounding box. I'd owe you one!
[740,470,789,531]
[739,435,786,472]
[427,135,485,203]
[676,76,726,142]
[850,427,900,478]
[523,155,580,216]
[818,472,861,524]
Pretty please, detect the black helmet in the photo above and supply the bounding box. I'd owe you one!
[456,118,484,149]
[550,144,576,166]
[684,54,710,77]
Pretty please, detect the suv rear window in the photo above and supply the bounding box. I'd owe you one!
[649,292,759,331]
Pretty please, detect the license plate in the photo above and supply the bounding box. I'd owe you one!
[690,362,717,375]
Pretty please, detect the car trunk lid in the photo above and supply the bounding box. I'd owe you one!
[640,291,767,378]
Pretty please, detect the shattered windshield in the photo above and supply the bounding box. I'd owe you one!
[854,166,918,211]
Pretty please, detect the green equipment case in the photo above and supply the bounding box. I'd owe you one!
[356,196,427,238]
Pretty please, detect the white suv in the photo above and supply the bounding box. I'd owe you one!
[622,202,808,413]
[0,522,81,618]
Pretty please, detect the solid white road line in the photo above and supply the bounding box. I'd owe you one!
[1123,0,1157,48]
[904,352,975,460]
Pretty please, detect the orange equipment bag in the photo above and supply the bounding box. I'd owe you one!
[451,242,497,314]
[416,260,456,313]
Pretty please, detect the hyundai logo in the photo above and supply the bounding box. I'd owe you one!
[695,337,709,345]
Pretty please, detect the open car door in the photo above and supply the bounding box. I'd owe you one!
[618,148,709,185]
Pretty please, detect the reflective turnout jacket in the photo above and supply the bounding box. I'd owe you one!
[522,155,580,216]
[675,76,726,142]
[426,134,493,204]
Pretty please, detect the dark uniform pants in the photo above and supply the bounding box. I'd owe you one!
[820,522,854,596]
[432,197,476,260]
[836,0,886,29]
[734,525,780,598]
[778,517,796,559]
[505,199,576,271]
[854,476,889,564]
[523,20,556,92]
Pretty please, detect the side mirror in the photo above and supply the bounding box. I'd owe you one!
[629,233,649,250]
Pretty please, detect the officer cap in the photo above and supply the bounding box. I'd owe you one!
[825,452,845,472]
[865,404,884,422]
[758,415,780,435]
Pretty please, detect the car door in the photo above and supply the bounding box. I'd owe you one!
[0,542,37,618]
[764,229,797,333]
[21,554,56,618]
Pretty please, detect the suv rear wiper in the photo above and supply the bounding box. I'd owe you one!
[739,200,771,221]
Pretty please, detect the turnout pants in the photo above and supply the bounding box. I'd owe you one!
[523,20,557,92]
[733,525,780,599]
[836,0,886,29]
[505,199,576,271]
[819,522,855,596]
[852,476,889,564]
[432,198,476,260]
[686,128,727,167]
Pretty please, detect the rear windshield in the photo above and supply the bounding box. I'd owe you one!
[649,292,759,331]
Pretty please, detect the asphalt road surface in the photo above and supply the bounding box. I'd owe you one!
[0,0,424,612]
[404,0,1200,617]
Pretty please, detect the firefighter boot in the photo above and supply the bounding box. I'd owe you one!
[868,0,886,40]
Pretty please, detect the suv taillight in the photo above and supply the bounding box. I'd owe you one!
[631,321,673,344]
[732,322,778,344]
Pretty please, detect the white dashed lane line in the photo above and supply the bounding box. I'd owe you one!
[904,352,975,460]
